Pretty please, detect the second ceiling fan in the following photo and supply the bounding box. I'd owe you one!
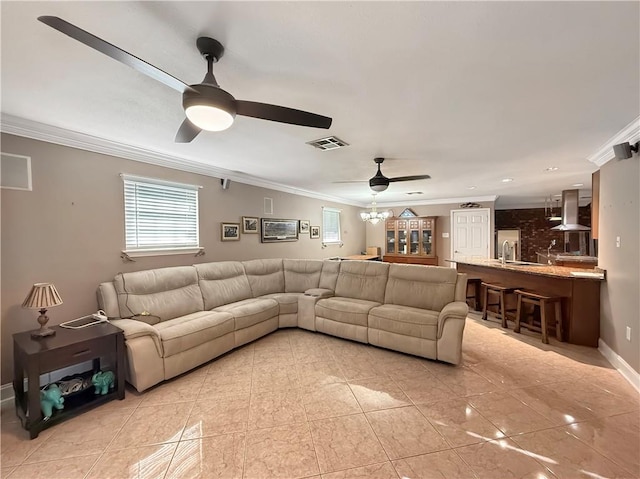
[367,158,431,192]
[38,16,332,143]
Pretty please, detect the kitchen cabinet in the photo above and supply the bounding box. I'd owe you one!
[383,216,438,265]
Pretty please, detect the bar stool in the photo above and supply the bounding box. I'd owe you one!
[466,277,482,312]
[482,282,521,328]
[514,290,563,344]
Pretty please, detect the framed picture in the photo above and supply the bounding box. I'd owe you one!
[299,220,310,234]
[221,223,240,241]
[261,218,299,243]
[310,226,320,239]
[242,216,259,234]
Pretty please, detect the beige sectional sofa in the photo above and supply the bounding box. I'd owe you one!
[97,259,468,392]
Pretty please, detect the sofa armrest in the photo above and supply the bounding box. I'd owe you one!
[437,301,469,338]
[110,319,163,357]
[304,288,334,298]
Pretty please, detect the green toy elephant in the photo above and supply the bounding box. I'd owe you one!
[40,384,64,419]
[91,370,115,395]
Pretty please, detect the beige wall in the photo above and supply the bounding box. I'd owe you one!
[598,154,640,374]
[0,134,365,383]
[365,202,496,265]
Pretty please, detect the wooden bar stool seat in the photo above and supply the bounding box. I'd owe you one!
[514,289,563,344]
[466,277,482,312]
[481,282,521,328]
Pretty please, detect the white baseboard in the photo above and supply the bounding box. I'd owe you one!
[599,338,640,393]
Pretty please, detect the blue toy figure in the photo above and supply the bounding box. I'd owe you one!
[40,384,64,420]
[91,370,115,395]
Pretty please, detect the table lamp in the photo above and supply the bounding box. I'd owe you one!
[21,283,63,338]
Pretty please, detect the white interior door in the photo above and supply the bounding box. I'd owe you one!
[451,209,491,262]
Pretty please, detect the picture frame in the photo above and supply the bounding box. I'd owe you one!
[221,223,240,241]
[261,218,299,243]
[310,226,320,239]
[299,220,310,234]
[242,216,259,234]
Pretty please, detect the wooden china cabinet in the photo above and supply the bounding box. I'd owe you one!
[383,216,438,265]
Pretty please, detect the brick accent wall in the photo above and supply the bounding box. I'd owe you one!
[495,206,591,262]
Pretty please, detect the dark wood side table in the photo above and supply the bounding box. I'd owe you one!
[13,322,125,439]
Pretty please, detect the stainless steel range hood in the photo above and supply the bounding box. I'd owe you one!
[551,189,590,231]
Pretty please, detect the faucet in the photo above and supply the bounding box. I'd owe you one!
[547,239,556,265]
[501,240,511,265]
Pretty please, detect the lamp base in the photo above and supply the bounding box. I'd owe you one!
[31,328,55,339]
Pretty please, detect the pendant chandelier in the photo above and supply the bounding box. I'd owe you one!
[545,196,562,221]
[360,195,392,225]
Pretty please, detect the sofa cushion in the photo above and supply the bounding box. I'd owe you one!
[195,261,252,310]
[243,259,285,297]
[315,297,380,327]
[368,304,439,340]
[261,293,301,315]
[334,261,389,303]
[114,266,204,322]
[319,260,341,290]
[155,310,234,357]
[385,264,458,312]
[214,298,279,330]
[283,259,323,292]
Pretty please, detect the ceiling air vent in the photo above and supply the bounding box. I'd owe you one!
[307,136,349,151]
[406,191,423,195]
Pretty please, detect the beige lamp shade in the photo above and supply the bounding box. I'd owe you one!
[22,283,63,309]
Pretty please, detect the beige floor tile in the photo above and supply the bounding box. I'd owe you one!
[321,461,399,479]
[25,408,131,463]
[182,396,250,439]
[366,406,449,459]
[244,423,319,478]
[293,347,334,364]
[95,386,144,412]
[253,331,292,350]
[336,356,386,380]
[138,373,206,406]
[394,372,458,405]
[417,398,505,447]
[251,363,300,392]
[550,380,638,418]
[468,391,556,436]
[198,372,252,400]
[6,454,99,479]
[1,468,15,478]
[107,402,192,450]
[586,369,639,400]
[302,382,362,421]
[296,361,346,387]
[456,438,556,479]
[431,366,501,397]
[164,433,245,479]
[0,421,54,467]
[248,388,307,430]
[375,356,429,379]
[0,402,19,424]
[566,412,640,477]
[348,377,411,412]
[310,414,387,473]
[392,450,478,479]
[86,443,177,479]
[512,426,631,479]
[253,347,295,365]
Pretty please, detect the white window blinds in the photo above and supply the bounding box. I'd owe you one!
[123,175,200,252]
[322,207,342,244]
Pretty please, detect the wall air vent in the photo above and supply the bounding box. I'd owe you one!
[406,191,423,195]
[306,136,349,151]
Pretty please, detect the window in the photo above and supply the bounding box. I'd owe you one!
[122,175,201,256]
[322,207,342,245]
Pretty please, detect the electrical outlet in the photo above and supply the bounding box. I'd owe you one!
[442,232,450,238]
[616,236,621,248]
[626,326,631,341]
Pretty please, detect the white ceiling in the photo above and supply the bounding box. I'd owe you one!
[1,1,638,208]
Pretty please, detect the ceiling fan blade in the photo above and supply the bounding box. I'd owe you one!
[38,16,193,94]
[236,101,332,129]
[175,119,202,143]
[388,175,432,182]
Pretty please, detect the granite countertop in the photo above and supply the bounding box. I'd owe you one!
[450,258,605,280]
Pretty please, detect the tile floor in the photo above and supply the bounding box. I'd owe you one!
[1,313,639,479]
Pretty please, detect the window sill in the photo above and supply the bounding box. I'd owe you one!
[322,241,344,248]
[122,247,204,258]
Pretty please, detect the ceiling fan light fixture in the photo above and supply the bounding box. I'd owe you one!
[185,104,234,131]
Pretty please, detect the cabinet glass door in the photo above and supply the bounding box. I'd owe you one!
[409,229,420,254]
[421,229,432,255]
[398,229,407,254]
[386,230,396,254]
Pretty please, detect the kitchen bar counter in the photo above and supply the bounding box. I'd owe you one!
[452,259,603,347]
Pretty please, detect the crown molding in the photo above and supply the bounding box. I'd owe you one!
[0,114,364,207]
[377,195,497,208]
[587,115,640,167]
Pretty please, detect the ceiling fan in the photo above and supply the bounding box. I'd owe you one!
[37,16,332,143]
[337,158,431,192]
